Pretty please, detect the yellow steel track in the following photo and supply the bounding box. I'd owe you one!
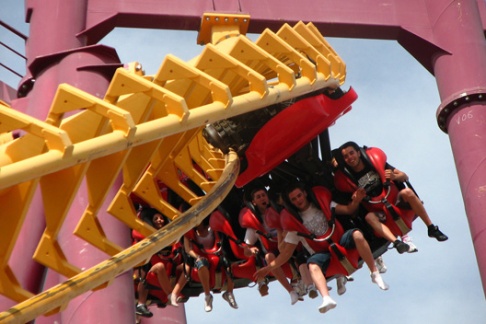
[0,15,346,322]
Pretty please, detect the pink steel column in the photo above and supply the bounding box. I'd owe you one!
[433,0,486,295]
[1,1,137,323]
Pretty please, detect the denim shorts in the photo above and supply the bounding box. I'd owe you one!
[306,229,358,271]
[194,256,209,270]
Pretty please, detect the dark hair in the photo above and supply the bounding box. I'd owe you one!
[249,186,267,200]
[281,181,309,222]
[139,208,166,227]
[338,141,360,152]
[334,141,362,170]
[284,181,307,201]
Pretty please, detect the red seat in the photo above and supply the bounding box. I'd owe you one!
[209,210,258,282]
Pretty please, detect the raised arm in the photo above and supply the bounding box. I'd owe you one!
[385,167,409,182]
[335,188,366,215]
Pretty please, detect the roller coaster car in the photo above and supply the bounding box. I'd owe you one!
[333,146,417,237]
[280,186,361,277]
[202,87,358,188]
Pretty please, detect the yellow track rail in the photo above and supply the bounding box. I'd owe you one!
[0,15,346,321]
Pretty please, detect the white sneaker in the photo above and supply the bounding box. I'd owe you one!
[306,284,318,299]
[204,294,213,312]
[336,276,347,295]
[293,280,306,297]
[375,256,387,274]
[290,290,299,305]
[402,234,418,253]
[222,291,238,309]
[371,271,389,290]
[168,293,178,307]
[318,296,337,314]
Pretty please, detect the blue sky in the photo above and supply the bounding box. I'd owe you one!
[1,2,485,324]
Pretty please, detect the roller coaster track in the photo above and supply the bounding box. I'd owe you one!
[0,15,347,323]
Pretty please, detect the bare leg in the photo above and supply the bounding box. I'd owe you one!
[151,263,172,295]
[299,263,313,286]
[364,212,397,242]
[136,268,149,304]
[170,264,189,306]
[137,281,149,304]
[308,262,336,313]
[352,230,388,290]
[399,188,432,226]
[352,230,378,272]
[226,275,235,293]
[135,268,153,317]
[197,264,213,312]
[197,265,211,295]
[266,253,293,293]
[308,263,330,297]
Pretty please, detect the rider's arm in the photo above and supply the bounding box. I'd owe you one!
[184,236,200,260]
[277,229,287,252]
[386,167,409,182]
[334,188,366,215]
[254,232,298,280]
[243,228,259,256]
[266,241,295,270]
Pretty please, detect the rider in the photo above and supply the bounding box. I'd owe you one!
[184,217,238,312]
[240,186,300,304]
[336,141,448,243]
[133,208,186,318]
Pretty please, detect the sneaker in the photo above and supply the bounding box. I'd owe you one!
[336,276,347,295]
[318,296,337,314]
[258,280,269,296]
[204,294,213,312]
[222,291,238,309]
[371,271,389,290]
[290,290,299,305]
[306,284,318,299]
[393,240,410,254]
[136,304,153,318]
[176,294,189,304]
[402,234,418,253]
[294,280,306,297]
[167,293,178,307]
[428,225,448,242]
[375,256,387,273]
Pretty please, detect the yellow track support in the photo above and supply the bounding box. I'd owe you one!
[0,16,347,320]
[0,152,239,324]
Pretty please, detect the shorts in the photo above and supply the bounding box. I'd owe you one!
[306,229,359,271]
[294,248,311,266]
[194,256,209,270]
